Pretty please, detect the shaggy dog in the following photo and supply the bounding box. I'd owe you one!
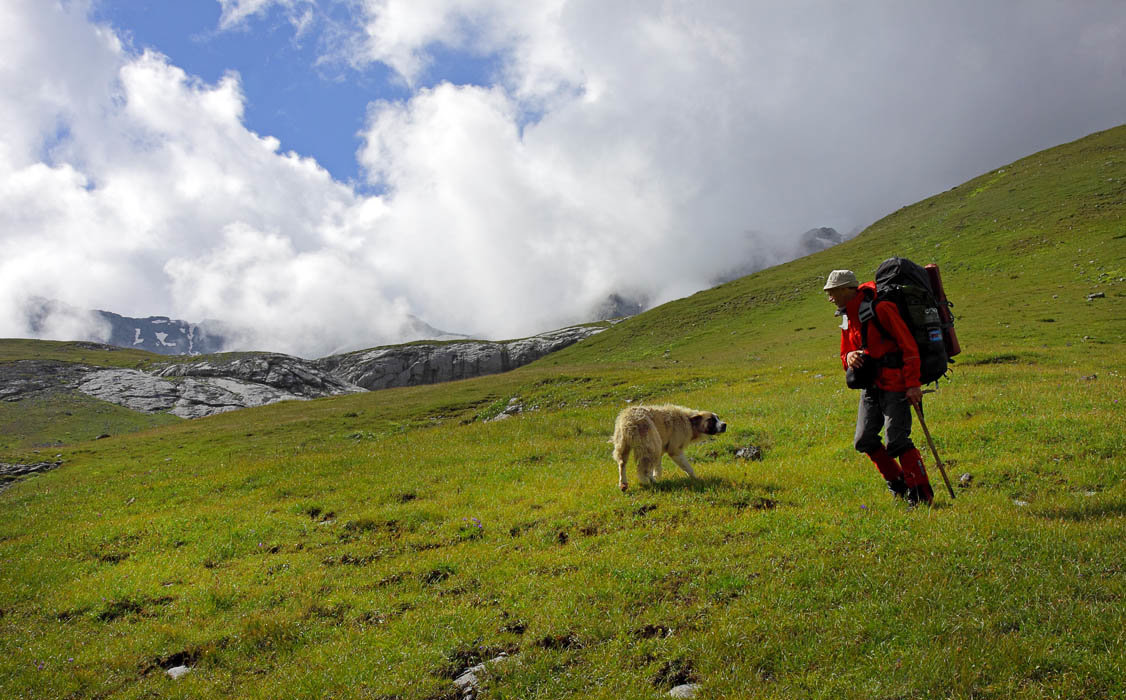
[612,404,726,491]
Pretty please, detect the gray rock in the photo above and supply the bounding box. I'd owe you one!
[165,665,192,679]
[454,666,483,697]
[77,368,355,419]
[1086,292,1106,300]
[0,360,91,401]
[156,354,361,398]
[0,461,63,494]
[74,353,364,418]
[669,683,701,698]
[734,446,763,461]
[317,324,606,391]
[4,324,606,421]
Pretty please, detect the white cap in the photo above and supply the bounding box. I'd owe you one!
[823,269,859,290]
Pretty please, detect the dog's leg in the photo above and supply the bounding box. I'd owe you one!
[636,454,655,485]
[650,457,663,482]
[614,442,631,491]
[670,451,697,479]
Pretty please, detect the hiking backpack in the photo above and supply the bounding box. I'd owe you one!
[858,257,955,385]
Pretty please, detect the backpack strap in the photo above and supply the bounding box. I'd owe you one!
[857,289,877,350]
[858,289,903,368]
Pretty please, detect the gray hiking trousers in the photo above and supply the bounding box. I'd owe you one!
[854,386,916,457]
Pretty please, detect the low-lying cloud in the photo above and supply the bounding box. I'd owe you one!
[2,0,1124,357]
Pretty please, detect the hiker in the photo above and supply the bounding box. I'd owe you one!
[824,269,935,506]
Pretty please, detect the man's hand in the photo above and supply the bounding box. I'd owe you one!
[906,386,922,406]
[846,350,867,368]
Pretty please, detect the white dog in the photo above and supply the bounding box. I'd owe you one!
[612,404,726,490]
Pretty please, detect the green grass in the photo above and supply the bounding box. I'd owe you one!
[1,126,1124,699]
[0,392,182,452]
[0,339,162,369]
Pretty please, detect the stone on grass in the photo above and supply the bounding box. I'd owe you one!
[454,654,509,699]
[669,683,701,698]
[734,446,763,461]
[166,665,191,679]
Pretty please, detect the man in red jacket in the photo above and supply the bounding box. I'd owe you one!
[824,269,934,506]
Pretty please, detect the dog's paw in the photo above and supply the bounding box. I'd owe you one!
[619,481,629,492]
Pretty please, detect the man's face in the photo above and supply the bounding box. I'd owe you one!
[826,286,856,309]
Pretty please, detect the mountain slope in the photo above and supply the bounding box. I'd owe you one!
[555,123,1124,367]
[0,126,1123,700]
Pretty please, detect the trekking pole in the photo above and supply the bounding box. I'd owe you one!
[912,403,956,499]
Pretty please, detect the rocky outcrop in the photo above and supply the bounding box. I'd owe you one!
[0,360,92,401]
[79,355,363,419]
[2,324,607,420]
[1,461,63,494]
[316,324,608,391]
[77,369,346,419]
[155,354,360,397]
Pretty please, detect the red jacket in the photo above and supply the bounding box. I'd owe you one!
[839,281,921,391]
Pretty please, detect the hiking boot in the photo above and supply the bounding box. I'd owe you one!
[905,483,934,507]
[898,448,934,507]
[885,476,908,498]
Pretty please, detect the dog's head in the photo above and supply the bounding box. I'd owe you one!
[691,412,727,437]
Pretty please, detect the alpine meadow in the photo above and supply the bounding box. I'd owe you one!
[1,126,1124,699]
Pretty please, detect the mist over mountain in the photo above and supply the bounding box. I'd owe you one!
[14,225,846,356]
[15,297,468,358]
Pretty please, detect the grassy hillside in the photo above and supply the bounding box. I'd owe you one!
[1,126,1123,699]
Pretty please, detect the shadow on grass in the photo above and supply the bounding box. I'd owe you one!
[1032,500,1126,522]
[647,476,735,494]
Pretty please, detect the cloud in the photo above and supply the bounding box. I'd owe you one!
[1,0,1124,357]
[216,0,317,33]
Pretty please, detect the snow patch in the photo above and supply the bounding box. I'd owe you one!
[133,328,143,345]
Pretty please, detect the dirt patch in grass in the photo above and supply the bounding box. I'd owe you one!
[421,564,457,585]
[98,595,174,622]
[634,624,674,639]
[653,657,697,688]
[535,633,583,651]
[962,353,1031,365]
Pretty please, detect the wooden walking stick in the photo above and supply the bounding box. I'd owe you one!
[912,403,955,499]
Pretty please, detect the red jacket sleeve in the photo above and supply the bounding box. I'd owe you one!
[875,301,921,387]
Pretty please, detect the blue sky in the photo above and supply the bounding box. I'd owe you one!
[2,1,1125,356]
[88,1,501,186]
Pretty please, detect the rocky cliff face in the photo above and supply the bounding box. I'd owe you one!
[1,324,608,420]
[315,324,607,390]
[79,355,364,419]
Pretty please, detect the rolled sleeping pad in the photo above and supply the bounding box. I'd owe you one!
[925,263,961,357]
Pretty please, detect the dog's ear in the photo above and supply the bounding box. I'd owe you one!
[690,413,706,429]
